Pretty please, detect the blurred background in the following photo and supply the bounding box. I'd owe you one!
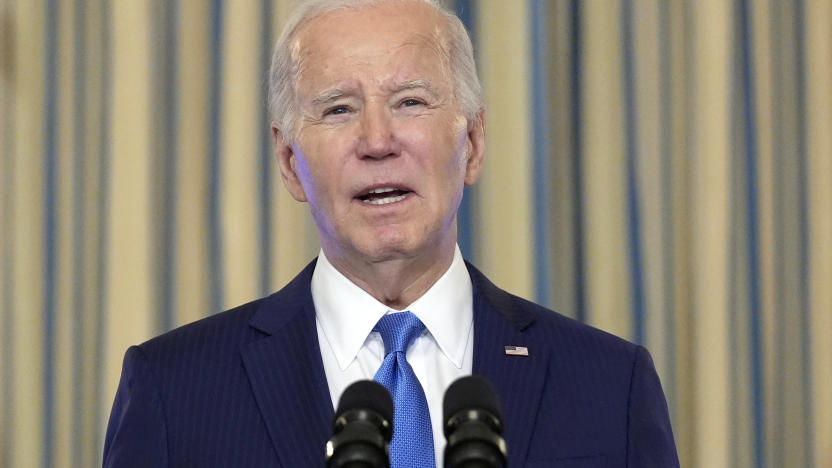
[1,0,830,466]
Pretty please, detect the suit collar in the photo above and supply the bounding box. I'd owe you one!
[243,259,548,468]
[468,262,549,468]
[466,261,536,330]
[242,259,333,468]
[248,259,318,335]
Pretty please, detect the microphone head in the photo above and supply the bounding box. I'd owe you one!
[443,375,503,436]
[442,375,507,468]
[327,380,393,468]
[335,380,394,429]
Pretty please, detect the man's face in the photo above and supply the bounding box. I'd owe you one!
[274,1,484,266]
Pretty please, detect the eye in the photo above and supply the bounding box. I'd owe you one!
[400,98,424,107]
[324,105,350,116]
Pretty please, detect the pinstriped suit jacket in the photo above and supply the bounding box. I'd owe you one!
[103,260,679,467]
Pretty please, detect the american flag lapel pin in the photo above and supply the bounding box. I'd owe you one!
[504,345,529,356]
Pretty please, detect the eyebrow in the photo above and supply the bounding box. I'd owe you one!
[309,79,439,107]
[310,89,351,107]
[389,79,437,96]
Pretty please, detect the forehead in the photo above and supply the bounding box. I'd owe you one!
[292,1,451,94]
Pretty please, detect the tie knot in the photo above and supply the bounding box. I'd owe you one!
[374,311,425,355]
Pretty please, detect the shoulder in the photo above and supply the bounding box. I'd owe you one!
[134,259,318,366]
[466,268,679,465]
[467,261,642,367]
[134,297,269,368]
[514,292,643,371]
[520,294,638,356]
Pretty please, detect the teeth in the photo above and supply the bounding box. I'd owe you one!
[367,187,399,194]
[361,193,408,205]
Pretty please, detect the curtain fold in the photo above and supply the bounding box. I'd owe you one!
[0,0,828,466]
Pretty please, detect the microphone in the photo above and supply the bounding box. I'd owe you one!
[326,380,394,468]
[443,375,508,468]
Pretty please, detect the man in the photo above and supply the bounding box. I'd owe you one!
[104,0,679,466]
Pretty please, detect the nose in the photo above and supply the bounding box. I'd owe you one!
[358,104,396,159]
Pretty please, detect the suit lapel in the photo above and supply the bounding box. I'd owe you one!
[239,260,549,466]
[241,261,333,468]
[468,264,549,468]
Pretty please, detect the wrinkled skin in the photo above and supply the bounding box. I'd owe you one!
[273,0,485,309]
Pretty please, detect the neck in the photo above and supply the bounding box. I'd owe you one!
[323,242,456,310]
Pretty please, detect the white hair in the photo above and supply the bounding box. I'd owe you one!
[267,0,483,142]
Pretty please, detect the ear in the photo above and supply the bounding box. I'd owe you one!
[272,123,308,202]
[463,109,486,186]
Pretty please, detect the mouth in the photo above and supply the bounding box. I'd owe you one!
[355,186,413,205]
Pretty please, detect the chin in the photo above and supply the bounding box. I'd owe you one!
[340,220,451,264]
[358,240,416,263]
[352,229,423,263]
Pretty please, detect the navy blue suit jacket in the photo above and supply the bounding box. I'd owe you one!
[104,260,679,467]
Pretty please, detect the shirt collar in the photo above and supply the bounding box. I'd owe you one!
[311,245,473,371]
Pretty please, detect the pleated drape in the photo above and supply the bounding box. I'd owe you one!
[0,1,829,467]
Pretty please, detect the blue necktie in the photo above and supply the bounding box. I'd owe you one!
[373,312,435,467]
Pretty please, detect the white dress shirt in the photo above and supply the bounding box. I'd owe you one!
[312,245,474,467]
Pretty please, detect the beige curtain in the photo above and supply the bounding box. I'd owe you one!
[1,1,829,467]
